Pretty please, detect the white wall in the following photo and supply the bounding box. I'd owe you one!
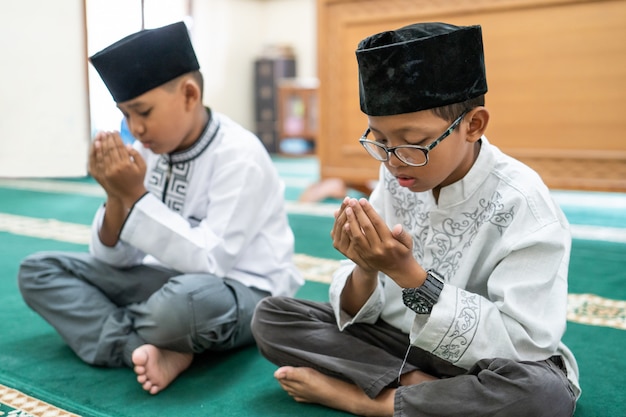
[0,0,90,177]
[261,0,317,80]
[191,0,316,129]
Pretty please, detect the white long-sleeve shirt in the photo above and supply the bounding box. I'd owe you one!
[90,111,303,298]
[329,137,580,397]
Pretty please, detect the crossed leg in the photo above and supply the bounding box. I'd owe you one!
[273,366,437,416]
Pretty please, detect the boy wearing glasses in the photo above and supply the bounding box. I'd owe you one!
[252,22,580,416]
[18,22,302,395]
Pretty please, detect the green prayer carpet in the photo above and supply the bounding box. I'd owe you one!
[0,157,625,416]
[0,233,351,417]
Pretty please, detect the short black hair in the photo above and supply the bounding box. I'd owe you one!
[430,95,485,123]
[162,70,204,99]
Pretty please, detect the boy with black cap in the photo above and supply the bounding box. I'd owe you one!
[251,22,580,416]
[18,21,303,395]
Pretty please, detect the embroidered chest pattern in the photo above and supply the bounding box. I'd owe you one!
[146,156,193,213]
[386,177,430,264]
[429,191,515,277]
[389,174,516,279]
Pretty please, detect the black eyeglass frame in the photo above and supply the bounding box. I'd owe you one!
[359,111,468,167]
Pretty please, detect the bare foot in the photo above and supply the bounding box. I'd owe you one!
[299,179,347,203]
[132,344,193,395]
[274,366,394,417]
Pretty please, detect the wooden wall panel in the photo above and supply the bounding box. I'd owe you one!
[317,0,626,192]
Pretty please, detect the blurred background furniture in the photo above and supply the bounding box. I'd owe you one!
[277,78,319,156]
[254,46,297,153]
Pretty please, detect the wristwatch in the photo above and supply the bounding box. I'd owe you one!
[402,269,445,314]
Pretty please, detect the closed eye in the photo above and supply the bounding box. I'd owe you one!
[368,133,389,146]
[370,131,427,147]
[378,137,428,147]
[411,138,429,147]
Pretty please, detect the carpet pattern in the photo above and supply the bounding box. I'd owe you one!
[0,384,79,417]
[567,294,626,330]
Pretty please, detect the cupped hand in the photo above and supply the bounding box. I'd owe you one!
[89,131,147,204]
[333,197,426,288]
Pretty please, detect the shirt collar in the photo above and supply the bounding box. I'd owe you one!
[437,136,496,207]
[163,108,220,164]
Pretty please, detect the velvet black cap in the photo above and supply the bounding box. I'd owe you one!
[356,22,488,116]
[90,21,200,103]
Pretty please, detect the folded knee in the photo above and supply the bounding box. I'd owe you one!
[483,359,576,417]
[251,296,289,342]
[135,276,240,349]
[17,252,57,294]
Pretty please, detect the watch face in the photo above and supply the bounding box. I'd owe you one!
[401,270,444,315]
[402,288,433,314]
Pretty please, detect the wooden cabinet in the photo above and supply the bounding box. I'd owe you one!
[316,0,626,193]
[277,79,318,155]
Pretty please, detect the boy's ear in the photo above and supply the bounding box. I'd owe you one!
[465,106,489,143]
[181,78,201,108]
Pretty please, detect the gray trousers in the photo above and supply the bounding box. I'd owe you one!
[18,251,269,368]
[251,297,577,417]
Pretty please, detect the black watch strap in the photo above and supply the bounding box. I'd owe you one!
[402,270,444,314]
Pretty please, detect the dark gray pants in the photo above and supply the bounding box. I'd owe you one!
[251,297,577,417]
[18,251,268,368]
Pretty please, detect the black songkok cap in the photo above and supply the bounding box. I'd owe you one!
[356,22,488,116]
[90,21,200,103]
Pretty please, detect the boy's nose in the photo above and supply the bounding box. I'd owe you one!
[387,152,406,168]
[128,118,145,137]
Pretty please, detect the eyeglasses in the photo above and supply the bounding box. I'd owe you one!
[359,111,468,167]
